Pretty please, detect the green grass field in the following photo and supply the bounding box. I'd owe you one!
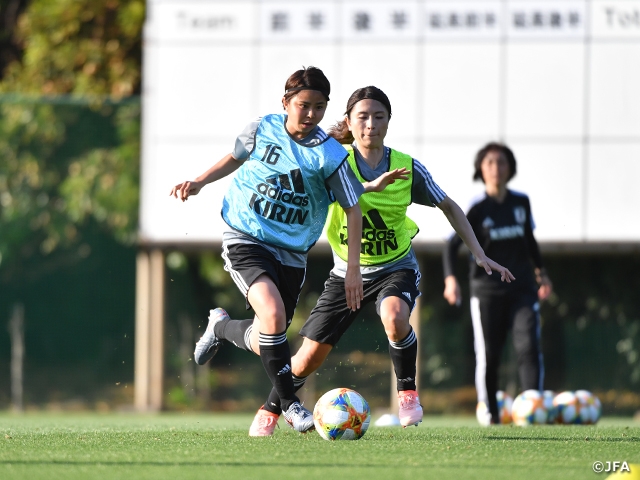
[1,413,638,480]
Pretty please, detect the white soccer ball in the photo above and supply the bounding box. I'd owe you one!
[542,390,558,424]
[553,391,580,424]
[313,387,371,440]
[574,390,602,424]
[511,389,547,426]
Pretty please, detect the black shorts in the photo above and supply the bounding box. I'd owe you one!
[221,243,306,328]
[299,269,421,346]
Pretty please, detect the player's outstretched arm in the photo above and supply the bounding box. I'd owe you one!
[170,153,242,202]
[362,168,410,193]
[437,196,515,283]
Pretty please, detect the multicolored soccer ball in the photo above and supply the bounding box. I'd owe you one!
[574,390,602,424]
[511,389,547,426]
[313,388,371,440]
[496,390,514,424]
[476,390,513,427]
[476,390,513,426]
[542,390,558,424]
[553,390,580,424]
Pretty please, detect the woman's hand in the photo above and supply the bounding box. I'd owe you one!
[344,265,363,312]
[535,268,553,301]
[343,204,364,311]
[443,275,461,306]
[475,256,516,283]
[170,180,203,201]
[363,168,410,193]
[169,153,242,202]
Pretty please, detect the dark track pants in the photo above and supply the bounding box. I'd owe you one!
[470,290,544,424]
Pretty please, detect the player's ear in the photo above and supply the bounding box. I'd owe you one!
[282,97,288,111]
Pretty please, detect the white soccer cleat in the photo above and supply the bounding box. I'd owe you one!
[193,308,229,365]
[283,402,315,433]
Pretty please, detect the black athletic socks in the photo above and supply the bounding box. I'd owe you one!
[258,331,298,412]
[264,374,308,415]
[389,327,418,391]
[214,318,254,353]
[264,387,281,415]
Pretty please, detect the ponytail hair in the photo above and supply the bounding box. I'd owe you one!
[328,119,354,144]
[328,86,392,144]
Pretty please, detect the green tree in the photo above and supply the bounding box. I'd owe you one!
[0,0,144,284]
[1,0,144,97]
[0,0,29,77]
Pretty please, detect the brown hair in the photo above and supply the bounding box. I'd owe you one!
[473,142,517,183]
[328,86,392,144]
[283,66,331,103]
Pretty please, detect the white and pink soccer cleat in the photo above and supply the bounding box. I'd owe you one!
[249,407,280,437]
[398,390,423,427]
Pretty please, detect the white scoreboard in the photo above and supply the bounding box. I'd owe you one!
[140,0,640,249]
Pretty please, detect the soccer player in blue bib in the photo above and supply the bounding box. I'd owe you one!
[443,143,553,426]
[248,86,515,436]
[170,68,406,433]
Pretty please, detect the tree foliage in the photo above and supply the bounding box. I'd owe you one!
[1,0,144,97]
[0,0,29,77]
[0,0,144,284]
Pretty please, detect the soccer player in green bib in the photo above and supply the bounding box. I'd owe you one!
[249,86,515,436]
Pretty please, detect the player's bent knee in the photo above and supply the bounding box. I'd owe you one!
[293,340,332,376]
[383,317,411,342]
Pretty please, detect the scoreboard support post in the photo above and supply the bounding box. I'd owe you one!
[134,249,166,412]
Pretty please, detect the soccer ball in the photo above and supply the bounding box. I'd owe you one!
[496,391,514,424]
[542,390,558,424]
[313,388,371,440]
[574,390,602,424]
[476,390,513,426]
[511,389,547,426]
[553,391,580,424]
